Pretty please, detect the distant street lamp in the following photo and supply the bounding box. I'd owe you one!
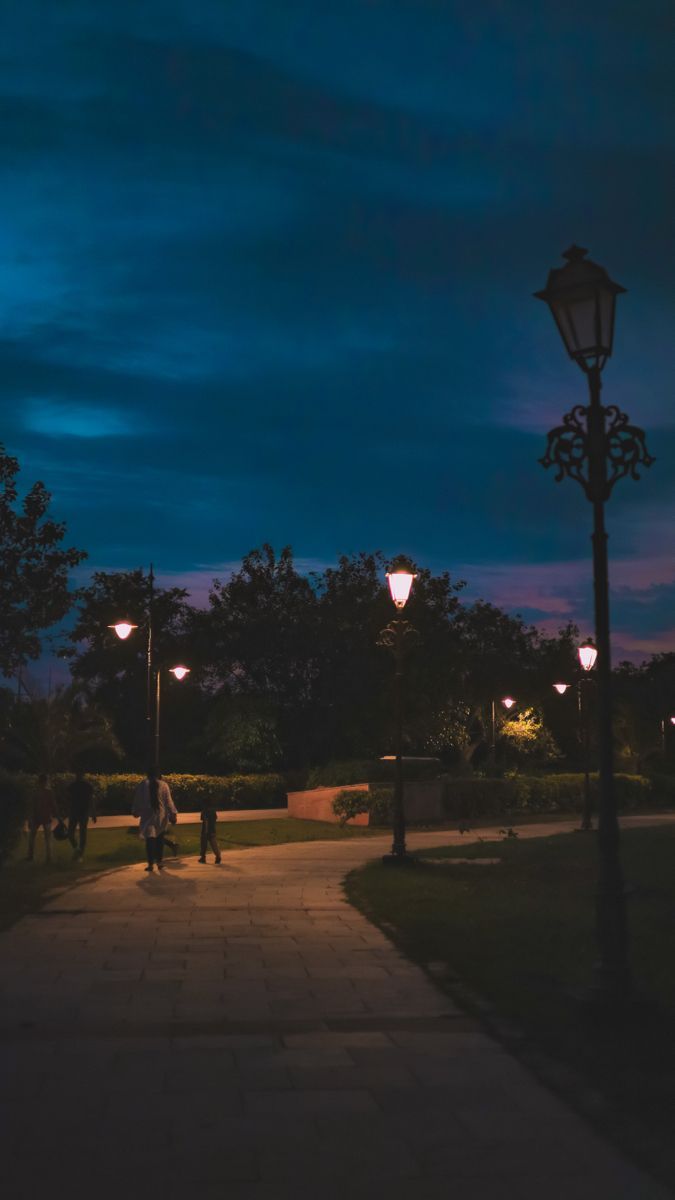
[490,696,517,763]
[552,642,597,831]
[377,558,419,865]
[661,716,675,759]
[577,640,597,831]
[536,246,654,1003]
[108,565,189,769]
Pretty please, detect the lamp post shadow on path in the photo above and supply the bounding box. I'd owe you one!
[536,246,654,1008]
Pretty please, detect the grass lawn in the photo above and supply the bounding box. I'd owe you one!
[346,824,675,1190]
[1,817,376,931]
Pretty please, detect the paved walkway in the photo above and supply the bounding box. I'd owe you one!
[1,821,672,1200]
[93,807,289,828]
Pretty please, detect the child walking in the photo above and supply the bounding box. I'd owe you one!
[198,799,221,864]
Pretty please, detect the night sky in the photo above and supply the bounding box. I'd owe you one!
[3,1,674,671]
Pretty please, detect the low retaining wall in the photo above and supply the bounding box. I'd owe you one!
[287,784,370,825]
[288,780,446,826]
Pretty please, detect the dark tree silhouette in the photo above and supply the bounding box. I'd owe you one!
[0,445,86,677]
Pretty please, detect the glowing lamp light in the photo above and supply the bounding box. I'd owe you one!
[502,697,516,710]
[553,683,570,695]
[386,560,417,610]
[578,641,598,672]
[670,716,675,727]
[109,621,137,641]
[169,666,190,681]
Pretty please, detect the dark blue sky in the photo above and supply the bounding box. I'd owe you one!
[3,0,674,666]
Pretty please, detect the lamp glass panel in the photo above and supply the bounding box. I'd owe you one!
[553,683,569,695]
[387,571,415,609]
[111,622,136,640]
[578,644,598,671]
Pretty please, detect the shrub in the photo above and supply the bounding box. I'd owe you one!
[332,789,370,825]
[0,769,30,866]
[331,786,393,826]
[33,772,287,815]
[441,773,652,819]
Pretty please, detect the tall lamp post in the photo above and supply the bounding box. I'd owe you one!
[377,558,418,865]
[490,696,517,765]
[536,246,654,1002]
[108,564,189,770]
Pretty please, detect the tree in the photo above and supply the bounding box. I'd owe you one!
[202,545,319,766]
[0,445,86,677]
[0,685,122,773]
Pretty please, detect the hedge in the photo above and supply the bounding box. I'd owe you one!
[307,758,440,788]
[332,774,656,826]
[0,769,31,866]
[441,773,652,819]
[10,773,287,816]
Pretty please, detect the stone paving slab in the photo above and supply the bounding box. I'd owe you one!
[1,822,674,1199]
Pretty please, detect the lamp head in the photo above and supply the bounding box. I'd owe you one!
[534,245,625,373]
[169,666,190,681]
[502,696,516,710]
[108,621,138,641]
[553,683,570,695]
[578,640,598,672]
[386,556,417,610]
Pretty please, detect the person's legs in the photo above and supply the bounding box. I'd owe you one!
[199,822,208,862]
[145,837,156,869]
[43,827,52,864]
[67,813,78,850]
[209,832,221,862]
[78,816,88,854]
[156,834,165,867]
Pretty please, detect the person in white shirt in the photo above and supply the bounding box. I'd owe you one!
[133,767,177,873]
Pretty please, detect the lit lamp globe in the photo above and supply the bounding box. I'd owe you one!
[534,245,625,372]
[670,717,675,727]
[502,697,516,710]
[578,641,598,672]
[108,621,138,641]
[386,559,417,610]
[169,666,190,681]
[553,683,570,695]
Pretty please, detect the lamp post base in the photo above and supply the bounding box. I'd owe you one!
[381,852,416,867]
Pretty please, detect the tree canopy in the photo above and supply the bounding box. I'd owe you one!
[0,445,86,677]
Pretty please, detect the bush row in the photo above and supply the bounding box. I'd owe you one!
[331,773,657,825]
[3,773,287,816]
[441,773,652,819]
[305,758,440,788]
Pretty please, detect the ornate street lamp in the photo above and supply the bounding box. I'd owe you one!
[108,566,189,770]
[378,557,419,864]
[536,246,654,1003]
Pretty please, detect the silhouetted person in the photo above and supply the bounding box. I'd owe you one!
[157,773,179,856]
[133,768,177,873]
[67,769,97,859]
[27,774,58,863]
[198,800,221,864]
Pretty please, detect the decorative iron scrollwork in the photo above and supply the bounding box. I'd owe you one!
[541,404,653,501]
[377,620,420,662]
[604,406,655,492]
